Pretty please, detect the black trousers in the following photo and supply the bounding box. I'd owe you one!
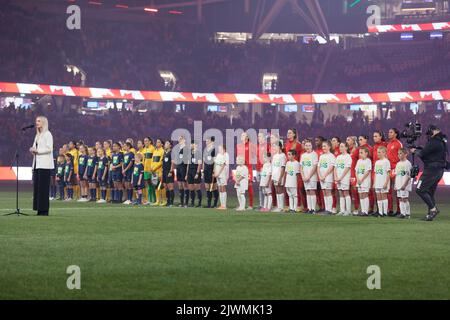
[416,167,444,211]
[33,169,51,215]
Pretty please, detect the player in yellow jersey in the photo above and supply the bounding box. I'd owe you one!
[143,137,156,204]
[150,138,166,206]
[68,141,79,199]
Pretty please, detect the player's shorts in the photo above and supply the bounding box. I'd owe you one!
[187,171,201,184]
[303,181,317,191]
[64,177,75,186]
[337,182,350,191]
[57,179,65,188]
[216,175,227,187]
[87,175,97,184]
[112,171,123,182]
[357,187,370,193]
[263,186,272,194]
[162,171,174,184]
[320,181,333,190]
[203,166,214,184]
[97,176,108,187]
[235,185,247,194]
[375,187,389,194]
[397,190,410,198]
[176,165,187,182]
[272,179,284,187]
[78,170,86,181]
[123,171,132,183]
[144,172,151,182]
[133,180,145,190]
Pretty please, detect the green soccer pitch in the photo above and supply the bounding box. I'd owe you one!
[0,188,449,300]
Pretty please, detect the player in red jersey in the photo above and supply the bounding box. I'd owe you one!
[346,136,360,214]
[331,137,342,212]
[387,128,403,216]
[285,128,306,212]
[236,132,257,209]
[315,136,326,212]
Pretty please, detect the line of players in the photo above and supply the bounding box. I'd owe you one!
[50,127,412,218]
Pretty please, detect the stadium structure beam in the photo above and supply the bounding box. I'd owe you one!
[254,0,288,39]
[304,0,327,38]
[312,0,329,36]
[244,0,250,13]
[197,0,203,23]
[289,0,323,37]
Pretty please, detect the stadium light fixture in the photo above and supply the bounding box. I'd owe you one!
[115,4,129,9]
[169,10,183,15]
[144,8,159,13]
[88,1,102,5]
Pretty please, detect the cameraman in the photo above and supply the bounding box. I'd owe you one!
[411,125,448,221]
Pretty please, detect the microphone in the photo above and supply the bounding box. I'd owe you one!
[21,124,35,131]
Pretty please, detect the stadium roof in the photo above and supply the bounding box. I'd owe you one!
[12,0,372,35]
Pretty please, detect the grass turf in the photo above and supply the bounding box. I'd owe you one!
[0,189,449,300]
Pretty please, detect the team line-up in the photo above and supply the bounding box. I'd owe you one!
[52,128,412,218]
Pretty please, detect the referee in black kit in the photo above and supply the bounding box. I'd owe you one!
[411,125,448,221]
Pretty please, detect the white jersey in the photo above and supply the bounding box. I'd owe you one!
[335,154,352,185]
[395,160,412,191]
[235,165,249,190]
[374,158,391,189]
[214,152,229,179]
[259,162,272,187]
[271,153,286,182]
[300,151,318,182]
[318,153,335,183]
[285,160,300,188]
[356,158,372,189]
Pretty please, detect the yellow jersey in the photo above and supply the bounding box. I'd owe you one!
[68,148,79,174]
[105,148,112,158]
[143,145,155,172]
[150,147,164,174]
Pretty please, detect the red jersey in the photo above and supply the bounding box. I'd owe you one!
[256,143,269,172]
[387,138,403,169]
[357,143,373,159]
[333,148,341,157]
[315,148,324,158]
[285,139,303,161]
[372,142,388,163]
[349,146,359,178]
[236,141,256,179]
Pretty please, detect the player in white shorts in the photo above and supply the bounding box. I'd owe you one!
[213,145,230,210]
[374,146,391,217]
[235,156,249,212]
[334,142,352,215]
[394,148,412,219]
[300,140,318,213]
[284,150,300,213]
[318,140,335,214]
[355,147,372,216]
[259,153,273,212]
[271,141,286,212]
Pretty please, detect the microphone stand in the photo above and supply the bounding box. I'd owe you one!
[5,128,31,216]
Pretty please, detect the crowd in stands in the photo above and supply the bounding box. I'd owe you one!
[0,102,447,167]
[1,3,450,94]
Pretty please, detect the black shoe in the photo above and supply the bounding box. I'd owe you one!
[203,205,211,208]
[398,214,410,219]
